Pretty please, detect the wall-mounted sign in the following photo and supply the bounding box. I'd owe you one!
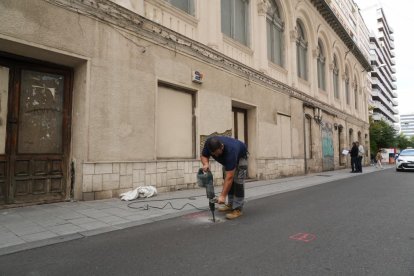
[192,70,203,84]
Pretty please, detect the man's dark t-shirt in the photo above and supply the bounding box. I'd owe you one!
[202,136,247,171]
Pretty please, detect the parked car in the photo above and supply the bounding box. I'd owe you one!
[396,149,414,171]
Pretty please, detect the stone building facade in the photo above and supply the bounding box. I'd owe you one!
[0,0,371,205]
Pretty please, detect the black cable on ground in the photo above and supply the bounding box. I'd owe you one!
[127,194,211,211]
[126,175,302,212]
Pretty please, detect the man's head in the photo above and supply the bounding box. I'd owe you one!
[356,141,360,146]
[207,138,224,157]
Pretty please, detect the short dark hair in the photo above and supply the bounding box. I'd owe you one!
[206,138,222,152]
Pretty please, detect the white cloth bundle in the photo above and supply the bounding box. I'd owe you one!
[120,186,157,201]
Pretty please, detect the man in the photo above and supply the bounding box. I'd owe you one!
[201,136,248,220]
[356,141,365,173]
[350,142,358,173]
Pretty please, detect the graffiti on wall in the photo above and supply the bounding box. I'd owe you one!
[321,122,334,171]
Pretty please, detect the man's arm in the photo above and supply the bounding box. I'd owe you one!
[201,155,210,172]
[217,169,235,204]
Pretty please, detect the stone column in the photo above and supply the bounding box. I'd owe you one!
[256,0,271,73]
[198,0,221,50]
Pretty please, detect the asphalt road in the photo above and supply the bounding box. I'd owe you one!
[1,168,414,276]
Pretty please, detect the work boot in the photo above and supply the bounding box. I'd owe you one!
[218,204,232,212]
[225,209,242,220]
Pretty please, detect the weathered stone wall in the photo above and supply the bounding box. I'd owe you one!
[0,0,371,202]
[256,159,305,180]
[82,160,224,200]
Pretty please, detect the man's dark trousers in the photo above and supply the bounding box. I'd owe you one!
[357,156,363,172]
[351,157,357,172]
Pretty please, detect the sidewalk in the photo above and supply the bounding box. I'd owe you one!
[0,164,392,256]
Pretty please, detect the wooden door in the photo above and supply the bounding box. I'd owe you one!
[0,56,72,205]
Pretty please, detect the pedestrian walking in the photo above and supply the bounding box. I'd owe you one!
[375,149,383,169]
[201,136,248,220]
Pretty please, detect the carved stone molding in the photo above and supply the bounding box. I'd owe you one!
[290,29,298,42]
[257,0,270,15]
[44,0,367,126]
[312,48,319,58]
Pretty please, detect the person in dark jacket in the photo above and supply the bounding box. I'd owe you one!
[350,142,359,173]
[356,141,365,172]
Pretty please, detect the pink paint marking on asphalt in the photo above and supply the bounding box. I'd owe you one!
[289,233,316,242]
[182,211,208,219]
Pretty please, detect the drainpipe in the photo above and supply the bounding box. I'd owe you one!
[70,160,75,201]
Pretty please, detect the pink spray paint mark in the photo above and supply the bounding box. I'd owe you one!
[289,233,316,242]
[182,211,208,219]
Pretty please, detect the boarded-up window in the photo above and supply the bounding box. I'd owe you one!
[0,66,9,154]
[305,116,312,159]
[278,114,291,158]
[157,85,194,159]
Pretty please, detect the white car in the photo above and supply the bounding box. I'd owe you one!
[396,149,414,171]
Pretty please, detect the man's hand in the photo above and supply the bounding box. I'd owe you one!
[201,155,210,172]
[217,194,226,204]
[217,170,235,204]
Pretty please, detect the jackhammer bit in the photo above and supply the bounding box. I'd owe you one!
[197,168,216,222]
[206,184,216,222]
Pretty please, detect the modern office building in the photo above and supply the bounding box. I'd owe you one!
[359,5,398,126]
[0,0,372,205]
[400,114,414,138]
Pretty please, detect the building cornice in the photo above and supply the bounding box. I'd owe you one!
[44,0,368,127]
[310,0,372,72]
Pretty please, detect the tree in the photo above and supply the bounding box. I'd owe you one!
[369,120,397,152]
[395,133,411,150]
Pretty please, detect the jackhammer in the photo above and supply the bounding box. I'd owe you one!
[197,168,216,222]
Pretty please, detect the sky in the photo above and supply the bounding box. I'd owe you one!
[354,0,414,116]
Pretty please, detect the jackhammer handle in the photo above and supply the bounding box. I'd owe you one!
[210,197,218,203]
